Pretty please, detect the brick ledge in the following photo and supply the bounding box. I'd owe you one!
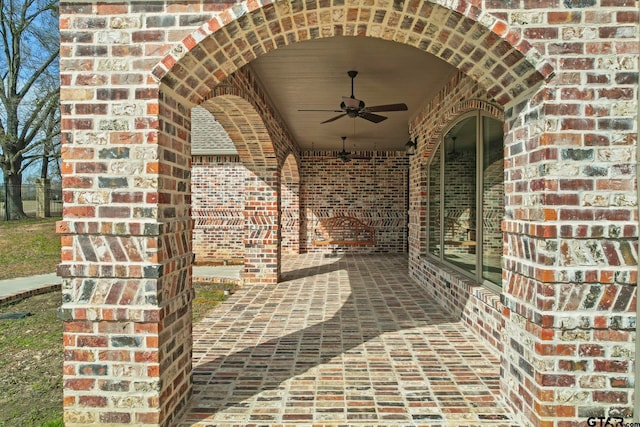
[0,284,61,307]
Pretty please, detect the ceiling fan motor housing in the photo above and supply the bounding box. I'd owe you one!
[340,99,366,117]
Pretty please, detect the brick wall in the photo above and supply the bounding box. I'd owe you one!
[409,3,639,423]
[192,150,405,259]
[301,152,409,253]
[497,4,638,424]
[191,155,245,264]
[409,70,506,350]
[191,152,302,264]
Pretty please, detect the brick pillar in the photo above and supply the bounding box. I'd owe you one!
[58,95,193,427]
[58,225,193,426]
[57,226,173,425]
[244,169,280,284]
[281,179,300,255]
[36,178,51,218]
[501,110,637,425]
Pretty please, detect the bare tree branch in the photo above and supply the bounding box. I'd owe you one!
[18,88,58,142]
[0,0,59,219]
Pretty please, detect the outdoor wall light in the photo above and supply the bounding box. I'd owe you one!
[405,138,417,156]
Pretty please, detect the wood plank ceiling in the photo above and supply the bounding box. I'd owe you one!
[248,36,457,152]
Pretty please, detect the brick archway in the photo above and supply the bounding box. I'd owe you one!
[145,4,554,423]
[200,94,280,284]
[153,0,554,108]
[200,95,278,171]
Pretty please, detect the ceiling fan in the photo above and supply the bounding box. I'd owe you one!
[337,136,352,162]
[299,70,408,124]
[336,136,371,163]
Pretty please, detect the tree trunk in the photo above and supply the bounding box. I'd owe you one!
[5,173,27,220]
[41,154,49,179]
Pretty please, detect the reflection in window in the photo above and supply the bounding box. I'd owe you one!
[426,112,504,288]
[428,144,441,257]
[482,116,504,285]
[443,116,476,272]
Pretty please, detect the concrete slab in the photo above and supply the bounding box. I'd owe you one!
[0,273,60,299]
[193,265,242,280]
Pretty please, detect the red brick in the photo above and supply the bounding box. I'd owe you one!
[592,391,628,404]
[78,395,108,407]
[64,321,93,333]
[64,378,96,391]
[77,335,108,348]
[593,359,629,373]
[537,374,575,387]
[96,3,128,14]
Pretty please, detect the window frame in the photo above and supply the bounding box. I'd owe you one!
[426,110,503,293]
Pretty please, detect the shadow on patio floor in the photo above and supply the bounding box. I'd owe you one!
[178,253,516,426]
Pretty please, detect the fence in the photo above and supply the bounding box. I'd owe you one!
[0,181,62,220]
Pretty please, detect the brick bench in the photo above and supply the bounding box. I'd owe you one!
[312,216,376,246]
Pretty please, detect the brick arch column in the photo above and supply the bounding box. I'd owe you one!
[57,81,197,426]
[200,95,280,284]
[281,153,301,255]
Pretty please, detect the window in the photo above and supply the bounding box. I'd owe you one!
[427,112,504,289]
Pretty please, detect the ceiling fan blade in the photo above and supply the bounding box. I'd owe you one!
[359,112,387,123]
[342,96,363,109]
[366,103,408,112]
[299,109,343,112]
[321,113,348,124]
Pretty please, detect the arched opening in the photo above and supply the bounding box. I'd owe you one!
[199,94,281,285]
[149,0,550,415]
[191,105,245,267]
[281,153,301,255]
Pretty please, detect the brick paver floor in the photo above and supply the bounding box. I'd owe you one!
[178,253,516,426]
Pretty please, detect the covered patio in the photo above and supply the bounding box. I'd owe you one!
[57,1,638,425]
[179,253,515,426]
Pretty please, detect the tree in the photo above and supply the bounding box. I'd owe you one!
[23,92,61,180]
[0,0,59,219]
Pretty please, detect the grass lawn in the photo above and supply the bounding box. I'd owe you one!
[0,292,64,427]
[0,218,235,426]
[0,218,60,280]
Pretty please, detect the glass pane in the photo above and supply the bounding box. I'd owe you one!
[428,145,441,256]
[443,116,477,274]
[482,116,504,286]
